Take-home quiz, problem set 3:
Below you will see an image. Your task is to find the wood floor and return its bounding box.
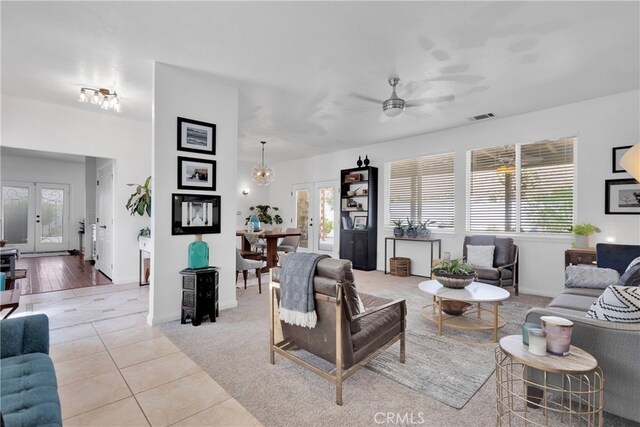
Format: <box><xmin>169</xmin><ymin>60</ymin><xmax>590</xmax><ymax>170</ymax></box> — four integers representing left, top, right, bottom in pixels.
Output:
<box><xmin>14</xmin><ymin>254</ymin><xmax>112</xmax><ymax>295</ymax></box>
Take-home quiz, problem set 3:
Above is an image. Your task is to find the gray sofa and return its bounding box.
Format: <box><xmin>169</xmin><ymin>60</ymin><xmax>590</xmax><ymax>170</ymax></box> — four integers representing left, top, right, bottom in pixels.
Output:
<box><xmin>525</xmin><ymin>243</ymin><xmax>640</xmax><ymax>423</ymax></box>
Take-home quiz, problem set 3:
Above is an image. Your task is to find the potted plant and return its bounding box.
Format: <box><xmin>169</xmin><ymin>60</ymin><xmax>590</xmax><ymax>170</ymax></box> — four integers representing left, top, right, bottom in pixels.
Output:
<box><xmin>138</xmin><ymin>227</ymin><xmax>151</xmax><ymax>240</ymax></box>
<box><xmin>432</xmin><ymin>259</ymin><xmax>477</xmax><ymax>289</ymax></box>
<box><xmin>405</xmin><ymin>218</ymin><xmax>418</xmax><ymax>239</ymax></box>
<box><xmin>125</xmin><ymin>176</ymin><xmax>151</xmax><ymax>217</ymax></box>
<box><xmin>246</xmin><ymin>205</ymin><xmax>283</xmax><ymax>228</ymax></box>
<box><xmin>418</xmin><ymin>219</ymin><xmax>435</xmax><ymax>239</ymax></box>
<box><xmin>392</xmin><ymin>219</ymin><xmax>404</xmax><ymax>238</ymax></box>
<box><xmin>569</xmin><ymin>223</ymin><xmax>601</xmax><ymax>248</ymax></box>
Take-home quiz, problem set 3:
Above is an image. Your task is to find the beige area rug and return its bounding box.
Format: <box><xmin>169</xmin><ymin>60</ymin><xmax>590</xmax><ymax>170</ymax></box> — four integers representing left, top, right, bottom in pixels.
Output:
<box><xmin>158</xmin><ymin>270</ymin><xmax>560</xmax><ymax>427</ymax></box>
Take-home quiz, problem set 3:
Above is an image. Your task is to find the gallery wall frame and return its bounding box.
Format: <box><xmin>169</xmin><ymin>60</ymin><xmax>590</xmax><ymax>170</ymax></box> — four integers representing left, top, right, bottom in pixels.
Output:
<box><xmin>604</xmin><ymin>178</ymin><xmax>640</xmax><ymax>215</ymax></box>
<box><xmin>171</xmin><ymin>193</ymin><xmax>221</xmax><ymax>235</ymax></box>
<box><xmin>612</xmin><ymin>145</ymin><xmax>632</xmax><ymax>173</ymax></box>
<box><xmin>177</xmin><ymin>117</ymin><xmax>216</xmax><ymax>155</ymax></box>
<box><xmin>177</xmin><ymin>156</ymin><xmax>216</xmax><ymax>191</ymax></box>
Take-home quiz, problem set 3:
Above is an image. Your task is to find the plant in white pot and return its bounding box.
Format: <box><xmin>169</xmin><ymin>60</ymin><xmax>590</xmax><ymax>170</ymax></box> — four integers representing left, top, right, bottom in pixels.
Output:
<box><xmin>569</xmin><ymin>223</ymin><xmax>601</xmax><ymax>248</ymax></box>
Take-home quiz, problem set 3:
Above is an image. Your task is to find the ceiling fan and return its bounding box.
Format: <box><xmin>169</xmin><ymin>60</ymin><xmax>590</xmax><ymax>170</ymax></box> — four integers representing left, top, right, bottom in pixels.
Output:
<box><xmin>351</xmin><ymin>77</ymin><xmax>455</xmax><ymax>118</ymax></box>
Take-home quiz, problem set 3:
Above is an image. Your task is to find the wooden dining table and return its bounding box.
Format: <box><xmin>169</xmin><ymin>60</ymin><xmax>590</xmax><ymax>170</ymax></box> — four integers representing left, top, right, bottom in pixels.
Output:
<box><xmin>236</xmin><ymin>229</ymin><xmax>302</xmax><ymax>270</ymax></box>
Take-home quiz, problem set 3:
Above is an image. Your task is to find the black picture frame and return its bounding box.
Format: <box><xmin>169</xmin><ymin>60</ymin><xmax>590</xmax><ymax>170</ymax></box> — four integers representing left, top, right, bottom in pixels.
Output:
<box><xmin>177</xmin><ymin>117</ymin><xmax>216</xmax><ymax>155</ymax></box>
<box><xmin>177</xmin><ymin>156</ymin><xmax>216</xmax><ymax>191</ymax></box>
<box><xmin>612</xmin><ymin>145</ymin><xmax>632</xmax><ymax>173</ymax></box>
<box><xmin>605</xmin><ymin>178</ymin><xmax>640</xmax><ymax>215</ymax></box>
<box><xmin>353</xmin><ymin>215</ymin><xmax>368</xmax><ymax>230</ymax></box>
<box><xmin>171</xmin><ymin>194</ymin><xmax>221</xmax><ymax>235</ymax></box>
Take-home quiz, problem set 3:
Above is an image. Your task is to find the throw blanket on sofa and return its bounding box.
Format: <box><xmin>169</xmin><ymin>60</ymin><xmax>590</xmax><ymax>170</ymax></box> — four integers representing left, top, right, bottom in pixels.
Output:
<box><xmin>279</xmin><ymin>252</ymin><xmax>329</xmax><ymax>328</ymax></box>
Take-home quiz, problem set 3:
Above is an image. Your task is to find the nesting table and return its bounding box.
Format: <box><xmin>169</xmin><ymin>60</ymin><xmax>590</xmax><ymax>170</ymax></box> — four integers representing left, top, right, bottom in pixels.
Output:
<box><xmin>418</xmin><ymin>279</ymin><xmax>510</xmax><ymax>342</ymax></box>
<box><xmin>495</xmin><ymin>335</ymin><xmax>604</xmax><ymax>426</ymax></box>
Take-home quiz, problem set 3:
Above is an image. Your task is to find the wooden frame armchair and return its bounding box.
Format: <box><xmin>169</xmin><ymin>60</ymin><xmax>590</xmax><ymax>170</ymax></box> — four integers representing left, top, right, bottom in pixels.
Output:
<box><xmin>269</xmin><ymin>258</ymin><xmax>406</xmax><ymax>405</ymax></box>
<box><xmin>463</xmin><ymin>235</ymin><xmax>519</xmax><ymax>295</ymax></box>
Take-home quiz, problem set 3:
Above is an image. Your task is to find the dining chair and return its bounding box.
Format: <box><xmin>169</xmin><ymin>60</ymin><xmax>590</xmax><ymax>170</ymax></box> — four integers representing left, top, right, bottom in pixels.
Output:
<box><xmin>235</xmin><ymin>249</ymin><xmax>265</xmax><ymax>293</ymax></box>
<box><xmin>277</xmin><ymin>228</ymin><xmax>301</xmax><ymax>253</ymax></box>
<box><xmin>255</xmin><ymin>226</ymin><xmax>282</xmax><ymax>254</ymax></box>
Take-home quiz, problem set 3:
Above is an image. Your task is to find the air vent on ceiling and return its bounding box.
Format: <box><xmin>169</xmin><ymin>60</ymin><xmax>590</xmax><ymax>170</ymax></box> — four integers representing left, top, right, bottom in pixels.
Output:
<box><xmin>469</xmin><ymin>112</ymin><xmax>495</xmax><ymax>121</ymax></box>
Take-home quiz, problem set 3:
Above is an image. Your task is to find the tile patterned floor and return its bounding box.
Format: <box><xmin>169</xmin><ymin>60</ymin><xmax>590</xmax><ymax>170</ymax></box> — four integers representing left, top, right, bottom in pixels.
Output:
<box><xmin>5</xmin><ymin>284</ymin><xmax>262</xmax><ymax>426</ymax></box>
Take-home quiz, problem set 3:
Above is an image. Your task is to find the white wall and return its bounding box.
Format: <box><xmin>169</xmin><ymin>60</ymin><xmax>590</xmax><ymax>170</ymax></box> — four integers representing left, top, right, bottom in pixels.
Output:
<box><xmin>150</xmin><ymin>63</ymin><xmax>238</xmax><ymax>325</ymax></box>
<box><xmin>84</xmin><ymin>157</ymin><xmax>97</xmax><ymax>260</ymax></box>
<box><xmin>1</xmin><ymin>95</ymin><xmax>151</xmax><ymax>284</ymax></box>
<box><xmin>0</xmin><ymin>153</ymin><xmax>85</xmax><ymax>251</ymax></box>
<box><xmin>267</xmin><ymin>90</ymin><xmax>640</xmax><ymax>297</ymax></box>
<box><xmin>235</xmin><ymin>160</ymin><xmax>271</xmax><ymax>231</ymax></box>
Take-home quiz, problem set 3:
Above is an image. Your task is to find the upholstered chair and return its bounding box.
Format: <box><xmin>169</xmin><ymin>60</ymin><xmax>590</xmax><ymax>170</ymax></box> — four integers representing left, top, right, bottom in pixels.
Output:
<box><xmin>269</xmin><ymin>257</ymin><xmax>406</xmax><ymax>405</ymax></box>
<box><xmin>276</xmin><ymin>228</ymin><xmax>301</xmax><ymax>253</ymax></box>
<box><xmin>463</xmin><ymin>235</ymin><xmax>519</xmax><ymax>295</ymax></box>
<box><xmin>235</xmin><ymin>249</ymin><xmax>264</xmax><ymax>293</ymax></box>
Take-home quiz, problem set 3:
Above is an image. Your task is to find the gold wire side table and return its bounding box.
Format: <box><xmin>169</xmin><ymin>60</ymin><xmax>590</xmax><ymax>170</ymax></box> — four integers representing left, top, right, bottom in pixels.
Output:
<box><xmin>495</xmin><ymin>335</ymin><xmax>604</xmax><ymax>427</ymax></box>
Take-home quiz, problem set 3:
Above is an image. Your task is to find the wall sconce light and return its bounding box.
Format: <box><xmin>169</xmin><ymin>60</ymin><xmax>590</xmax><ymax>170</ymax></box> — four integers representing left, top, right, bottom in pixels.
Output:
<box><xmin>242</xmin><ymin>188</ymin><xmax>250</xmax><ymax>196</ymax></box>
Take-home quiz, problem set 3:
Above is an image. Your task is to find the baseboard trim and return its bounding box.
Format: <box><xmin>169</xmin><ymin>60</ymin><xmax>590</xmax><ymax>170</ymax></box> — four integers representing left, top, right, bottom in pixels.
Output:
<box><xmin>147</xmin><ymin>311</ymin><xmax>181</xmax><ymax>326</ymax></box>
<box><xmin>219</xmin><ymin>299</ymin><xmax>238</xmax><ymax>310</ymax></box>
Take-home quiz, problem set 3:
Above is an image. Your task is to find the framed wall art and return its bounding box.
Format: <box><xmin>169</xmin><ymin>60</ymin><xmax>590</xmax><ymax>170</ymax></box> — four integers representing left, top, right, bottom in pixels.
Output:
<box><xmin>612</xmin><ymin>145</ymin><xmax>632</xmax><ymax>173</ymax></box>
<box><xmin>171</xmin><ymin>194</ymin><xmax>221</xmax><ymax>235</ymax></box>
<box><xmin>177</xmin><ymin>156</ymin><xmax>216</xmax><ymax>191</ymax></box>
<box><xmin>353</xmin><ymin>215</ymin><xmax>368</xmax><ymax>230</ymax></box>
<box><xmin>177</xmin><ymin>117</ymin><xmax>216</xmax><ymax>155</ymax></box>
<box><xmin>605</xmin><ymin>178</ymin><xmax>640</xmax><ymax>215</ymax></box>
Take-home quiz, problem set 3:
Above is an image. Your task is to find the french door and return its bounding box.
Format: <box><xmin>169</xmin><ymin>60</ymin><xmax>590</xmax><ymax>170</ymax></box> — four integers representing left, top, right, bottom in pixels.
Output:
<box><xmin>96</xmin><ymin>163</ymin><xmax>114</xmax><ymax>279</ymax></box>
<box><xmin>1</xmin><ymin>181</ymin><xmax>70</xmax><ymax>252</ymax></box>
<box><xmin>292</xmin><ymin>180</ymin><xmax>339</xmax><ymax>257</ymax></box>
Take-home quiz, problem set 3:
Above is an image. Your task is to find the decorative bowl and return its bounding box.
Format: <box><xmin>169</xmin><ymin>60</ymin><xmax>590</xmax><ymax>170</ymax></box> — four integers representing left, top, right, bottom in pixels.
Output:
<box><xmin>433</xmin><ymin>272</ymin><xmax>475</xmax><ymax>289</ymax></box>
<box><xmin>439</xmin><ymin>300</ymin><xmax>472</xmax><ymax>316</ymax></box>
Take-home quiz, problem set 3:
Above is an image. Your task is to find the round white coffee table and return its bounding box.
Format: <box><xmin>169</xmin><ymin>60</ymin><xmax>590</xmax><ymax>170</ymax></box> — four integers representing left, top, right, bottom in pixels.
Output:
<box><xmin>418</xmin><ymin>280</ymin><xmax>510</xmax><ymax>342</ymax></box>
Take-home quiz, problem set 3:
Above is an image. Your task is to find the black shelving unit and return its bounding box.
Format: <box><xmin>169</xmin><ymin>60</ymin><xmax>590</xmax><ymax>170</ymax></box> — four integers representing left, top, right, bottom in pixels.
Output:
<box><xmin>339</xmin><ymin>166</ymin><xmax>378</xmax><ymax>270</ymax></box>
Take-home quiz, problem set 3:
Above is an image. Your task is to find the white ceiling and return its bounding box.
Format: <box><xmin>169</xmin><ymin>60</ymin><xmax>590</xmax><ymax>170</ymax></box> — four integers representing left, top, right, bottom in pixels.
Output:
<box><xmin>2</xmin><ymin>2</ymin><xmax>638</xmax><ymax>163</ymax></box>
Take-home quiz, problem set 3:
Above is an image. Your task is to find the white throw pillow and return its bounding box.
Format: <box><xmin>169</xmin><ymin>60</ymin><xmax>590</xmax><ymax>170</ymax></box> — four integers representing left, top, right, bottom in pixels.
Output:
<box><xmin>626</xmin><ymin>256</ymin><xmax>640</xmax><ymax>272</ymax></box>
<box><xmin>586</xmin><ymin>285</ymin><xmax>640</xmax><ymax>323</ymax></box>
<box><xmin>467</xmin><ymin>245</ymin><xmax>495</xmax><ymax>268</ymax></box>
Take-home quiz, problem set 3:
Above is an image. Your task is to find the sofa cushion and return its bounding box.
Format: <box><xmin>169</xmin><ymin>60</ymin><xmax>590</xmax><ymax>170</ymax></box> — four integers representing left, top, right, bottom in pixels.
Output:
<box><xmin>561</xmin><ymin>287</ymin><xmax>604</xmax><ymax>298</ymax></box>
<box><xmin>565</xmin><ymin>265</ymin><xmax>620</xmax><ymax>289</ymax></box>
<box><xmin>466</xmin><ymin>245</ymin><xmax>494</xmax><ymax>268</ymax></box>
<box><xmin>0</xmin><ymin>353</ymin><xmax>62</xmax><ymax>427</ymax></box>
<box><xmin>548</xmin><ymin>293</ymin><xmax>598</xmax><ymax>312</ymax></box>
<box><xmin>586</xmin><ymin>285</ymin><xmax>640</xmax><ymax>323</ymax></box>
<box><xmin>618</xmin><ymin>263</ymin><xmax>640</xmax><ymax>287</ymax></box>
<box><xmin>596</xmin><ymin>243</ymin><xmax>640</xmax><ymax>275</ymax></box>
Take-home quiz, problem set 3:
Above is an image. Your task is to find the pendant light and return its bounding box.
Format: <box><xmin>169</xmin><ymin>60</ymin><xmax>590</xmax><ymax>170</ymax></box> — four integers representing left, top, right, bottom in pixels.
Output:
<box><xmin>251</xmin><ymin>141</ymin><xmax>274</xmax><ymax>185</ymax></box>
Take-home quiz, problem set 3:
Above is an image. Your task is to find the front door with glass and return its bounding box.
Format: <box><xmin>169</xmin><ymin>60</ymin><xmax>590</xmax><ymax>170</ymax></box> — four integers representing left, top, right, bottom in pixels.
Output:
<box><xmin>292</xmin><ymin>181</ymin><xmax>338</xmax><ymax>257</ymax></box>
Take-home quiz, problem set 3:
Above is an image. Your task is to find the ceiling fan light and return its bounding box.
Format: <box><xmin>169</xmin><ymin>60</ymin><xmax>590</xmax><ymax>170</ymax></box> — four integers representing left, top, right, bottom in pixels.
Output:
<box><xmin>79</xmin><ymin>88</ymin><xmax>87</xmax><ymax>102</ymax></box>
<box><xmin>383</xmin><ymin>97</ymin><xmax>405</xmax><ymax>117</ymax></box>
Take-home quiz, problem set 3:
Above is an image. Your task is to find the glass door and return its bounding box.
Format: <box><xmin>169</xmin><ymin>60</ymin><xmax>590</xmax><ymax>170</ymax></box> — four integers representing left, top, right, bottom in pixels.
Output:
<box><xmin>34</xmin><ymin>183</ymin><xmax>70</xmax><ymax>252</ymax></box>
<box><xmin>292</xmin><ymin>181</ymin><xmax>339</xmax><ymax>256</ymax></box>
<box><xmin>1</xmin><ymin>182</ymin><xmax>34</xmax><ymax>252</ymax></box>
<box><xmin>1</xmin><ymin>181</ymin><xmax>70</xmax><ymax>253</ymax></box>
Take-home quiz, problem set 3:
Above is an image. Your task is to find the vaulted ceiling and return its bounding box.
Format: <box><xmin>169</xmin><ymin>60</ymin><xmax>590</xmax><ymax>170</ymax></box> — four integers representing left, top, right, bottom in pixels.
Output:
<box><xmin>2</xmin><ymin>2</ymin><xmax>638</xmax><ymax>163</ymax></box>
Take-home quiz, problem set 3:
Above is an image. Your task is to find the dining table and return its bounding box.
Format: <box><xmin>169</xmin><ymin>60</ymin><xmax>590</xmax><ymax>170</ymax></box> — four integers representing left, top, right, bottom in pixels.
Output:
<box><xmin>236</xmin><ymin>229</ymin><xmax>302</xmax><ymax>271</ymax></box>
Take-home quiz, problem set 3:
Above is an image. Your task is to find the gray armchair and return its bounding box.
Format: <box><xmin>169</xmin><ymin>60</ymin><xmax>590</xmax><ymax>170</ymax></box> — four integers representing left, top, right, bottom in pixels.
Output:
<box><xmin>463</xmin><ymin>235</ymin><xmax>519</xmax><ymax>295</ymax></box>
<box><xmin>235</xmin><ymin>249</ymin><xmax>264</xmax><ymax>293</ymax></box>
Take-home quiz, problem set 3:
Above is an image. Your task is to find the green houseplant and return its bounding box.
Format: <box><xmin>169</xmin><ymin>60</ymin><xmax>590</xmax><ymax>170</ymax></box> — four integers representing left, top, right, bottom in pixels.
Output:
<box><xmin>418</xmin><ymin>219</ymin><xmax>435</xmax><ymax>238</ymax></box>
<box><xmin>392</xmin><ymin>219</ymin><xmax>404</xmax><ymax>238</ymax></box>
<box><xmin>405</xmin><ymin>218</ymin><xmax>418</xmax><ymax>239</ymax></box>
<box><xmin>569</xmin><ymin>223</ymin><xmax>601</xmax><ymax>248</ymax></box>
<box><xmin>126</xmin><ymin>176</ymin><xmax>151</xmax><ymax>217</ymax></box>
<box><xmin>246</xmin><ymin>205</ymin><xmax>283</xmax><ymax>226</ymax></box>
<box><xmin>432</xmin><ymin>259</ymin><xmax>477</xmax><ymax>289</ymax></box>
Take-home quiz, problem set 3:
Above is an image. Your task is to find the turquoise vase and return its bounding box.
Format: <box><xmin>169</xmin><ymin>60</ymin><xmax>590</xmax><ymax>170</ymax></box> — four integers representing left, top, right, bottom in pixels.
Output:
<box><xmin>188</xmin><ymin>236</ymin><xmax>209</xmax><ymax>269</ymax></box>
<box><xmin>248</xmin><ymin>214</ymin><xmax>261</xmax><ymax>231</ymax></box>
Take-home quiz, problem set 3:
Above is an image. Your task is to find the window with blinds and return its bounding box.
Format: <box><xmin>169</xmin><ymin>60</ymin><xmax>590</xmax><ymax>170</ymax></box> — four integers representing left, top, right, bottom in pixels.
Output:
<box><xmin>386</xmin><ymin>152</ymin><xmax>455</xmax><ymax>230</ymax></box>
<box><xmin>468</xmin><ymin>137</ymin><xmax>575</xmax><ymax>234</ymax></box>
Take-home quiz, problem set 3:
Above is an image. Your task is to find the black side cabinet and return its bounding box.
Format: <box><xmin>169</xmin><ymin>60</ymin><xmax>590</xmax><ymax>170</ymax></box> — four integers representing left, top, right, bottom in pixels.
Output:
<box><xmin>339</xmin><ymin>166</ymin><xmax>378</xmax><ymax>271</ymax></box>
<box><xmin>180</xmin><ymin>267</ymin><xmax>219</xmax><ymax>326</ymax></box>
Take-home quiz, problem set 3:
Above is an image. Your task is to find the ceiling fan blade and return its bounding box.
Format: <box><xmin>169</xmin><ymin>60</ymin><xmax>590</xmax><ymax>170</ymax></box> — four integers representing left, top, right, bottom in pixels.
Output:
<box><xmin>406</xmin><ymin>94</ymin><xmax>455</xmax><ymax>107</ymax></box>
<box><xmin>349</xmin><ymin>93</ymin><xmax>383</xmax><ymax>104</ymax></box>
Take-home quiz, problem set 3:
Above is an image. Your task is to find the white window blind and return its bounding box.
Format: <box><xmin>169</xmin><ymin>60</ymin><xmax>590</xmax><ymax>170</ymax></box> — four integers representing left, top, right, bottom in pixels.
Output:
<box><xmin>386</xmin><ymin>152</ymin><xmax>455</xmax><ymax>229</ymax></box>
<box><xmin>468</xmin><ymin>137</ymin><xmax>575</xmax><ymax>233</ymax></box>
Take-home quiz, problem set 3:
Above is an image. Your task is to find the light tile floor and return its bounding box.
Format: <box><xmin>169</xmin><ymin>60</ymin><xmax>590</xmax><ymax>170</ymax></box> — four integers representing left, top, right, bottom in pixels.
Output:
<box><xmin>5</xmin><ymin>284</ymin><xmax>262</xmax><ymax>427</ymax></box>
